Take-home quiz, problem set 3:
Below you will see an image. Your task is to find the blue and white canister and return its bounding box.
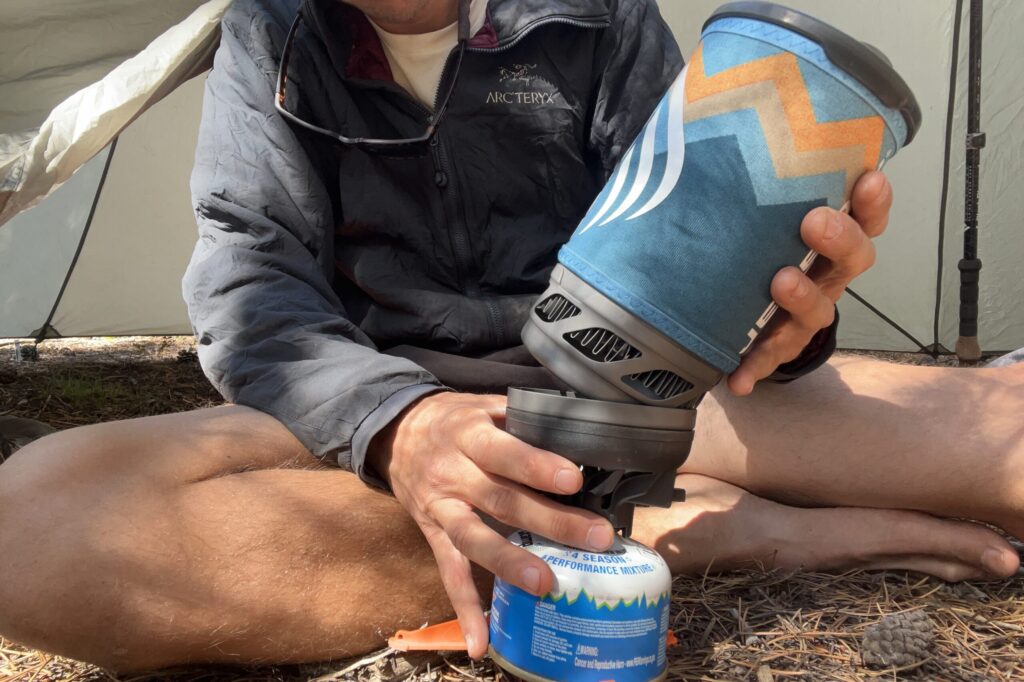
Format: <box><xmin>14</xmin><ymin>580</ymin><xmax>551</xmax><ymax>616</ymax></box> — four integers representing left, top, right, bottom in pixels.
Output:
<box><xmin>489</xmin><ymin>531</ymin><xmax>673</xmax><ymax>682</ymax></box>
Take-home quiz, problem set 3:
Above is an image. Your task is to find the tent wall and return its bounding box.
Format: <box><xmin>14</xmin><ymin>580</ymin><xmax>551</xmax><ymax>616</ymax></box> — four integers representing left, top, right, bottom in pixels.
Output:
<box><xmin>1</xmin><ymin>0</ymin><xmax>1021</xmax><ymax>353</ymax></box>
<box><xmin>659</xmin><ymin>0</ymin><xmax>1024</xmax><ymax>353</ymax></box>
<box><xmin>46</xmin><ymin>76</ymin><xmax>206</xmax><ymax>337</ymax></box>
<box><xmin>0</xmin><ymin>1</ymin><xmax>210</xmax><ymax>137</ymax></box>
<box><xmin>937</xmin><ymin>0</ymin><xmax>1024</xmax><ymax>352</ymax></box>
<box><xmin>0</xmin><ymin>0</ymin><xmax>228</xmax><ymax>226</ymax></box>
<box><xmin>0</xmin><ymin>75</ymin><xmax>205</xmax><ymax>338</ymax></box>
<box><xmin>0</xmin><ymin>149</ymin><xmax>112</xmax><ymax>337</ymax></box>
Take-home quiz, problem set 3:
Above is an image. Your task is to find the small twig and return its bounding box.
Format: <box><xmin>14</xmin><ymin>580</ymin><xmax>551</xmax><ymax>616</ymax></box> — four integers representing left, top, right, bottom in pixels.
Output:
<box><xmin>6</xmin><ymin>654</ymin><xmax>51</xmax><ymax>682</ymax></box>
<box><xmin>309</xmin><ymin>648</ymin><xmax>394</xmax><ymax>682</ymax></box>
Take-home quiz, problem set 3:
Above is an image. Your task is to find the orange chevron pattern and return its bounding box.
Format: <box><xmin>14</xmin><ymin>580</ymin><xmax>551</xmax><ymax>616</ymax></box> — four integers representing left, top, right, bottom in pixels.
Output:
<box><xmin>686</xmin><ymin>44</ymin><xmax>885</xmax><ymax>171</ymax></box>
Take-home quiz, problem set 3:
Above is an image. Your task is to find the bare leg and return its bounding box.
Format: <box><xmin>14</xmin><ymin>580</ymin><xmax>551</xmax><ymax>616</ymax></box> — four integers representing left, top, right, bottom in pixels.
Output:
<box><xmin>1</xmin><ymin>369</ymin><xmax>1018</xmax><ymax>671</ymax></box>
<box><xmin>0</xmin><ymin>407</ymin><xmax>471</xmax><ymax>670</ymax></box>
<box><xmin>634</xmin><ymin>474</ymin><xmax>1019</xmax><ymax>581</ymax></box>
<box><xmin>682</xmin><ymin>356</ymin><xmax>1024</xmax><ymax>535</ymax></box>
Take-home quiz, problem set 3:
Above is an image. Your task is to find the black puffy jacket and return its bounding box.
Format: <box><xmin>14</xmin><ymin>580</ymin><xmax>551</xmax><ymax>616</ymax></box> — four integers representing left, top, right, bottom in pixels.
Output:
<box><xmin>184</xmin><ymin>0</ymin><xmax>831</xmax><ymax>481</ymax></box>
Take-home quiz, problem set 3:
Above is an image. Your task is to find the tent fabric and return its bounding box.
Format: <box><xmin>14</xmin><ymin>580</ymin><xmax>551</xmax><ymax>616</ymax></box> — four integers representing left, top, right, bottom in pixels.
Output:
<box><xmin>0</xmin><ymin>147</ymin><xmax>112</xmax><ymax>337</ymax></box>
<box><xmin>0</xmin><ymin>0</ymin><xmax>1021</xmax><ymax>355</ymax></box>
<box><xmin>45</xmin><ymin>76</ymin><xmax>208</xmax><ymax>338</ymax></box>
<box><xmin>0</xmin><ymin>1</ymin><xmax>214</xmax><ymax>137</ymax></box>
<box><xmin>0</xmin><ymin>74</ymin><xmax>209</xmax><ymax>340</ymax></box>
<box><xmin>661</xmin><ymin>0</ymin><xmax>1024</xmax><ymax>354</ymax></box>
<box><xmin>936</xmin><ymin>2</ymin><xmax>1024</xmax><ymax>351</ymax></box>
<box><xmin>0</xmin><ymin>0</ymin><xmax>228</xmax><ymax>225</ymax></box>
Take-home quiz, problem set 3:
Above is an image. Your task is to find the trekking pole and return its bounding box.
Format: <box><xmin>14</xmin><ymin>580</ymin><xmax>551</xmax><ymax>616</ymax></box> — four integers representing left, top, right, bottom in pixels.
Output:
<box><xmin>956</xmin><ymin>0</ymin><xmax>985</xmax><ymax>361</ymax></box>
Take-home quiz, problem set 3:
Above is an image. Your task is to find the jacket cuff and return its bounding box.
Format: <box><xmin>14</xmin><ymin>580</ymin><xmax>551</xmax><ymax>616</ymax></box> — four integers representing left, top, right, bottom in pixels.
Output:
<box><xmin>350</xmin><ymin>383</ymin><xmax>449</xmax><ymax>490</ymax></box>
<box><xmin>767</xmin><ymin>308</ymin><xmax>839</xmax><ymax>383</ymax></box>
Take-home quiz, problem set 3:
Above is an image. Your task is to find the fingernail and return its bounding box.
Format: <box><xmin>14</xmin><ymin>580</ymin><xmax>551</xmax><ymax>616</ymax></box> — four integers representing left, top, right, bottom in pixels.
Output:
<box><xmin>869</xmin><ymin>173</ymin><xmax>889</xmax><ymax>197</ymax></box>
<box><xmin>587</xmin><ymin>524</ymin><xmax>614</xmax><ymax>552</ymax></box>
<box><xmin>982</xmin><ymin>548</ymin><xmax>1010</xmax><ymax>576</ymax></box>
<box><xmin>555</xmin><ymin>468</ymin><xmax>579</xmax><ymax>494</ymax></box>
<box><xmin>791</xmin><ymin>277</ymin><xmax>809</xmax><ymax>297</ymax></box>
<box><xmin>731</xmin><ymin>372</ymin><xmax>753</xmax><ymax>396</ymax></box>
<box><xmin>522</xmin><ymin>565</ymin><xmax>541</xmax><ymax>593</ymax></box>
<box><xmin>464</xmin><ymin>632</ymin><xmax>477</xmax><ymax>654</ymax></box>
<box><xmin>823</xmin><ymin>212</ymin><xmax>843</xmax><ymax>240</ymax></box>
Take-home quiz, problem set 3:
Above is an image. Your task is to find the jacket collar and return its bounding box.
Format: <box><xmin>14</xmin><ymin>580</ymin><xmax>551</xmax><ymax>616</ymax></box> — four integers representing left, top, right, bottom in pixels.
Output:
<box><xmin>300</xmin><ymin>0</ymin><xmax>611</xmax><ymax>82</ymax></box>
<box><xmin>485</xmin><ymin>0</ymin><xmax>610</xmax><ymax>47</ymax></box>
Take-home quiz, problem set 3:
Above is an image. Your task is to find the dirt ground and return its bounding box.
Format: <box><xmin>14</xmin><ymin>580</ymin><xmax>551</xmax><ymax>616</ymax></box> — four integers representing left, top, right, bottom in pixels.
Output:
<box><xmin>0</xmin><ymin>337</ymin><xmax>1021</xmax><ymax>681</ymax></box>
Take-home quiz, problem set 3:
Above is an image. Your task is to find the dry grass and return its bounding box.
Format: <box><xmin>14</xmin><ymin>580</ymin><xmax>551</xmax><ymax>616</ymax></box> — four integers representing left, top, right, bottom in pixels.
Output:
<box><xmin>0</xmin><ymin>337</ymin><xmax>220</xmax><ymax>429</ymax></box>
<box><xmin>1</xmin><ymin>338</ymin><xmax>1021</xmax><ymax>681</ymax></box>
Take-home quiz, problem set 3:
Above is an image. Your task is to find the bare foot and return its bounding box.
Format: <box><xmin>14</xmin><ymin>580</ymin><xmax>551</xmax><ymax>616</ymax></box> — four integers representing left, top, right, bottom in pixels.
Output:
<box><xmin>679</xmin><ymin>358</ymin><xmax>1024</xmax><ymax>557</ymax></box>
<box><xmin>633</xmin><ymin>474</ymin><xmax>1020</xmax><ymax>582</ymax></box>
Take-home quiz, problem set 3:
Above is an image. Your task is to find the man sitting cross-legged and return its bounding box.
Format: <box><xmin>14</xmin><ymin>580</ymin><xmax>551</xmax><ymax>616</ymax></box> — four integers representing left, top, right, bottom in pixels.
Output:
<box><xmin>1</xmin><ymin>0</ymin><xmax>1021</xmax><ymax>672</ymax></box>
<box><xmin>0</xmin><ymin>355</ymin><xmax>1021</xmax><ymax>670</ymax></box>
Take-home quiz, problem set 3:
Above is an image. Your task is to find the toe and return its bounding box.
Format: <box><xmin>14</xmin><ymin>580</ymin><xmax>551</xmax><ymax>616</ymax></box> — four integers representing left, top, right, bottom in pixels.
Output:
<box><xmin>980</xmin><ymin>545</ymin><xmax>1020</xmax><ymax>577</ymax></box>
<box><xmin>857</xmin><ymin>512</ymin><xmax>1020</xmax><ymax>581</ymax></box>
<box><xmin>917</xmin><ymin>516</ymin><xmax>1019</xmax><ymax>578</ymax></box>
<box><xmin>869</xmin><ymin>556</ymin><xmax>987</xmax><ymax>583</ymax></box>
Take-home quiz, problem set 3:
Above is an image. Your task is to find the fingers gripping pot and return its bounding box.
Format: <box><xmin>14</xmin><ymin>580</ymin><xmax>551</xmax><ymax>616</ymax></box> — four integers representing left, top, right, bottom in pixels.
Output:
<box><xmin>511</xmin><ymin>0</ymin><xmax>921</xmax><ymax>536</ymax></box>
<box><xmin>506</xmin><ymin>388</ymin><xmax>695</xmax><ymax>534</ymax></box>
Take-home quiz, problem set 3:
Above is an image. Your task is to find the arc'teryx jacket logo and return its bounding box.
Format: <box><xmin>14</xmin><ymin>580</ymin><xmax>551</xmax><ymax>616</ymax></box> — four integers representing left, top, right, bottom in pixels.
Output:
<box><xmin>578</xmin><ymin>65</ymin><xmax>689</xmax><ymax>235</ymax></box>
<box><xmin>499</xmin><ymin>63</ymin><xmax>537</xmax><ymax>83</ymax></box>
<box><xmin>487</xmin><ymin>63</ymin><xmax>559</xmax><ymax>105</ymax></box>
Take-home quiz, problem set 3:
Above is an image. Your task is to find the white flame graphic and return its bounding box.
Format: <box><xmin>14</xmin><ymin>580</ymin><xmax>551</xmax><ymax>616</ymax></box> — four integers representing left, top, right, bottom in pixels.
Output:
<box><xmin>576</xmin><ymin>65</ymin><xmax>688</xmax><ymax>236</ymax></box>
<box><xmin>578</xmin><ymin>145</ymin><xmax>635</xmax><ymax>233</ymax></box>
<box><xmin>628</xmin><ymin>65</ymin><xmax>688</xmax><ymax>221</ymax></box>
<box><xmin>598</xmin><ymin>104</ymin><xmax>661</xmax><ymax>225</ymax></box>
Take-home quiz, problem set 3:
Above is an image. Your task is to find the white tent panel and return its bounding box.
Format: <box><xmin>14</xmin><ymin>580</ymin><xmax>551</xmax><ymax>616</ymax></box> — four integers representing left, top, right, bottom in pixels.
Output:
<box><xmin>0</xmin><ymin>147</ymin><xmax>111</xmax><ymax>338</ymax></box>
<box><xmin>0</xmin><ymin>0</ymin><xmax>228</xmax><ymax>226</ymax></box>
<box><xmin>937</xmin><ymin>0</ymin><xmax>1024</xmax><ymax>352</ymax></box>
<box><xmin>0</xmin><ymin>0</ymin><xmax>1019</xmax><ymax>353</ymax></box>
<box><xmin>835</xmin><ymin>295</ymin><xmax>927</xmax><ymax>352</ymax></box>
<box><xmin>0</xmin><ymin>0</ymin><xmax>210</xmax><ymax>137</ymax></box>
<box><xmin>48</xmin><ymin>76</ymin><xmax>206</xmax><ymax>337</ymax></box>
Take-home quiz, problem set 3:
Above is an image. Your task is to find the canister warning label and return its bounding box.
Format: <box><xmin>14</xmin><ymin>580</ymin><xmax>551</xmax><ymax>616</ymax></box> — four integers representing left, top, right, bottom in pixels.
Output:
<box><xmin>490</xmin><ymin>580</ymin><xmax>669</xmax><ymax>682</ymax></box>
<box><xmin>535</xmin><ymin>600</ymin><xmax>658</xmax><ymax>639</ymax></box>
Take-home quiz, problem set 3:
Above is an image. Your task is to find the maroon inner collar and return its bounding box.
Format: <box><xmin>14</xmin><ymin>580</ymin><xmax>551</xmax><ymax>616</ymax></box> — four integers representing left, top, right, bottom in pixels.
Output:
<box><xmin>339</xmin><ymin>3</ymin><xmax>500</xmax><ymax>82</ymax></box>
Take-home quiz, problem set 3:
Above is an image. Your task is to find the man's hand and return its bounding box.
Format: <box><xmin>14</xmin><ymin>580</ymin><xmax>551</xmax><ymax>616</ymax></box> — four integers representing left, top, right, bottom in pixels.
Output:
<box><xmin>369</xmin><ymin>392</ymin><xmax>616</xmax><ymax>659</ymax></box>
<box><xmin>727</xmin><ymin>170</ymin><xmax>894</xmax><ymax>395</ymax></box>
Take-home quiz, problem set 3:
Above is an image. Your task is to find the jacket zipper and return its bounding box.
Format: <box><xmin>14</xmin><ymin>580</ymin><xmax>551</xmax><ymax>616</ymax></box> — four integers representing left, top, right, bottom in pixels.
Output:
<box><xmin>467</xmin><ymin>16</ymin><xmax>608</xmax><ymax>55</ymax></box>
<box><xmin>463</xmin><ymin>15</ymin><xmax>607</xmax><ymax>345</ymax></box>
<box><xmin>418</xmin><ymin>15</ymin><xmax>609</xmax><ymax>347</ymax></box>
<box><xmin>433</xmin><ymin>52</ymin><xmax>478</xmax><ymax>283</ymax></box>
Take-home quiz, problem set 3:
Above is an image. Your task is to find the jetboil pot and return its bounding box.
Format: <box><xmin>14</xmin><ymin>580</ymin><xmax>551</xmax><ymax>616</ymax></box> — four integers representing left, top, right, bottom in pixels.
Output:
<box><xmin>509</xmin><ymin>0</ymin><xmax>922</xmax><ymax>536</ymax></box>
<box><xmin>489</xmin><ymin>5</ymin><xmax>922</xmax><ymax>681</ymax></box>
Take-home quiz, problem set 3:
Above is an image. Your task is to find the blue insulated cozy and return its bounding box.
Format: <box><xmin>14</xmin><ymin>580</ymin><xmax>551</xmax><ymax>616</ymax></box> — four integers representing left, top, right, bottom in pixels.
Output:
<box><xmin>557</xmin><ymin>5</ymin><xmax>918</xmax><ymax>374</ymax></box>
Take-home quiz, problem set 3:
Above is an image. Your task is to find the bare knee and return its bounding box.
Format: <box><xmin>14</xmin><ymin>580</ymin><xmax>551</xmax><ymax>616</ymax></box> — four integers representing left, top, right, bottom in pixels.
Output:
<box><xmin>0</xmin><ymin>414</ymin><xmax>265</xmax><ymax>668</ymax></box>
<box><xmin>0</xmin><ymin>425</ymin><xmax>146</xmax><ymax>662</ymax></box>
<box><xmin>0</xmin><ymin>411</ymin><xmax>459</xmax><ymax>670</ymax></box>
<box><xmin>0</xmin><ymin>409</ymin><xmax>319</xmax><ymax>669</ymax></box>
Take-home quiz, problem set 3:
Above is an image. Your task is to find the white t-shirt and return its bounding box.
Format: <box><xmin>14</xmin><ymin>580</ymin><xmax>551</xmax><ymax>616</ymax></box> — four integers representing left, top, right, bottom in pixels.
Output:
<box><xmin>368</xmin><ymin>0</ymin><xmax>488</xmax><ymax>110</ymax></box>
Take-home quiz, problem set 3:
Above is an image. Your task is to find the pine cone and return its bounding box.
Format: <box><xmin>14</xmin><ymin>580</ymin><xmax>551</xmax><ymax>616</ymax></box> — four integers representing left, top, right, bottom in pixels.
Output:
<box><xmin>861</xmin><ymin>610</ymin><xmax>935</xmax><ymax>668</ymax></box>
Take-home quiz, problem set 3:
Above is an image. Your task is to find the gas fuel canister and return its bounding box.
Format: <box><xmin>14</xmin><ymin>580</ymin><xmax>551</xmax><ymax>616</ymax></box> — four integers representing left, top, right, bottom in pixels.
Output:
<box><xmin>489</xmin><ymin>531</ymin><xmax>672</xmax><ymax>682</ymax></box>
